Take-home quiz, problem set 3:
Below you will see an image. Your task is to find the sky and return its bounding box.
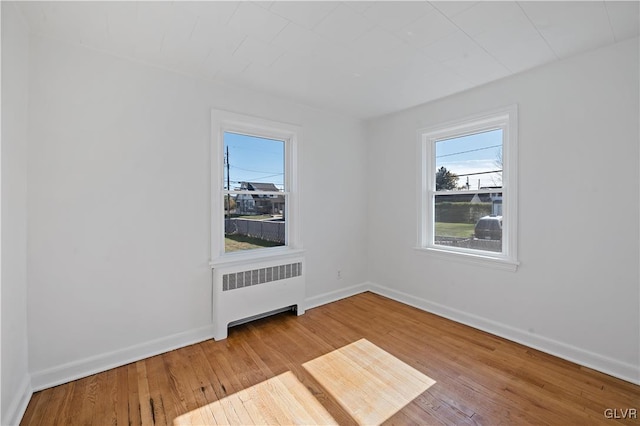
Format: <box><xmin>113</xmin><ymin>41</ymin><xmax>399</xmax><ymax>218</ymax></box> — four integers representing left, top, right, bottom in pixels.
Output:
<box><xmin>222</xmin><ymin>129</ymin><xmax>501</xmax><ymax>192</ymax></box>
<box><xmin>435</xmin><ymin>129</ymin><xmax>503</xmax><ymax>190</ymax></box>
<box><xmin>223</xmin><ymin>132</ymin><xmax>285</xmax><ymax>191</ymax></box>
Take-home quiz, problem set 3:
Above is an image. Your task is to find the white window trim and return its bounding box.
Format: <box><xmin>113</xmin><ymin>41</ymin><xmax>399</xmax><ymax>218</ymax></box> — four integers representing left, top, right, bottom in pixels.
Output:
<box><xmin>416</xmin><ymin>105</ymin><xmax>519</xmax><ymax>271</ymax></box>
<box><xmin>210</xmin><ymin>109</ymin><xmax>303</xmax><ymax>267</ymax></box>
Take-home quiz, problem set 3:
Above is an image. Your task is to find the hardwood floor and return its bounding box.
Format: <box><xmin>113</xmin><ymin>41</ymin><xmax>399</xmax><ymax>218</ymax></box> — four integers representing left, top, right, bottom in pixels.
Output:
<box><xmin>21</xmin><ymin>292</ymin><xmax>640</xmax><ymax>425</ymax></box>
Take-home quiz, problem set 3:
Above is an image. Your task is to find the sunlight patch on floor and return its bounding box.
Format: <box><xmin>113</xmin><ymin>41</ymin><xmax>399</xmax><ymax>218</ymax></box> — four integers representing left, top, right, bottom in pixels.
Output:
<box><xmin>172</xmin><ymin>371</ymin><xmax>337</xmax><ymax>426</ymax></box>
<box><xmin>303</xmin><ymin>338</ymin><xmax>436</xmax><ymax>425</ymax></box>
<box><xmin>173</xmin><ymin>339</ymin><xmax>434</xmax><ymax>425</ymax></box>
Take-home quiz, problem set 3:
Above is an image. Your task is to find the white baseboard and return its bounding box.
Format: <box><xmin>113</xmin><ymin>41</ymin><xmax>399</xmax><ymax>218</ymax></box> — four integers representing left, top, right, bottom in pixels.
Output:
<box><xmin>369</xmin><ymin>282</ymin><xmax>640</xmax><ymax>385</ymax></box>
<box><xmin>30</xmin><ymin>324</ymin><xmax>218</xmax><ymax>392</ymax></box>
<box><xmin>304</xmin><ymin>282</ymin><xmax>371</xmax><ymax>311</ymax></box>
<box><xmin>3</xmin><ymin>374</ymin><xmax>32</xmax><ymax>426</ymax></box>
<box><xmin>28</xmin><ymin>279</ymin><xmax>639</xmax><ymax>395</ymax></box>
<box><xmin>29</xmin><ymin>281</ymin><xmax>372</xmax><ymax>392</ymax></box>
<box><xmin>29</xmin><ymin>281</ymin><xmax>371</xmax><ymax>393</ymax></box>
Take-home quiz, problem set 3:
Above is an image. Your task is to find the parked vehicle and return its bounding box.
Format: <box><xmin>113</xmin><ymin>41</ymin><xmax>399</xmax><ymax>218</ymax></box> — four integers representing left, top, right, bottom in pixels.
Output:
<box><xmin>474</xmin><ymin>215</ymin><xmax>502</xmax><ymax>240</ymax></box>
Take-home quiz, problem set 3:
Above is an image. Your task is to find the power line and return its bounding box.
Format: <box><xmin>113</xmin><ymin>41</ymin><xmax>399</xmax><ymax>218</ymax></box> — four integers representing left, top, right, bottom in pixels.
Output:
<box><xmin>229</xmin><ymin>172</ymin><xmax>283</xmax><ymax>181</ymax></box>
<box><xmin>230</xmin><ymin>165</ymin><xmax>284</xmax><ymax>174</ymax></box>
<box><xmin>455</xmin><ymin>169</ymin><xmax>502</xmax><ymax>177</ymax></box>
<box><xmin>229</xmin><ymin>179</ymin><xmax>284</xmax><ymax>185</ymax></box>
<box><xmin>436</xmin><ymin>144</ymin><xmax>501</xmax><ymax>158</ymax></box>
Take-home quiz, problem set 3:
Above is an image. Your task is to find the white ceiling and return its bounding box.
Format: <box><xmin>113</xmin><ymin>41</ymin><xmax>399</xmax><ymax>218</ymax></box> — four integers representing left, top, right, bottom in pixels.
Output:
<box><xmin>15</xmin><ymin>1</ymin><xmax>640</xmax><ymax>119</ymax></box>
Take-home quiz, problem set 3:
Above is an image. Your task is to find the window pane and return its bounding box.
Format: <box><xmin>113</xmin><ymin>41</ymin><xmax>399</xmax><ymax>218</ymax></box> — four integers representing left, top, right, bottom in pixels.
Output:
<box><xmin>435</xmin><ymin>129</ymin><xmax>502</xmax><ymax>191</ymax></box>
<box><xmin>434</xmin><ymin>193</ymin><xmax>503</xmax><ymax>253</ymax></box>
<box><xmin>224</xmin><ymin>196</ymin><xmax>286</xmax><ymax>253</ymax></box>
<box><xmin>223</xmin><ymin>132</ymin><xmax>285</xmax><ymax>191</ymax></box>
<box><xmin>222</xmin><ymin>131</ymin><xmax>286</xmax><ymax>253</ymax></box>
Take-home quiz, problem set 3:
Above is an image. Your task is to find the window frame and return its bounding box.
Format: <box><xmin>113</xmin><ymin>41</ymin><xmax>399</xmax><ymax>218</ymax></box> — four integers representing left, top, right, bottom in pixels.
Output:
<box><xmin>210</xmin><ymin>110</ymin><xmax>303</xmax><ymax>267</ymax></box>
<box><xmin>416</xmin><ymin>105</ymin><xmax>519</xmax><ymax>271</ymax></box>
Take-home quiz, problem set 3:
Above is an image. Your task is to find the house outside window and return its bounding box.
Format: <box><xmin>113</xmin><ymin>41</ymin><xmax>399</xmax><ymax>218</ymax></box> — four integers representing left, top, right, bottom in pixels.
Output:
<box><xmin>235</xmin><ymin>182</ymin><xmax>285</xmax><ymax>216</ymax></box>
<box><xmin>417</xmin><ymin>105</ymin><xmax>518</xmax><ymax>271</ymax></box>
<box><xmin>211</xmin><ymin>110</ymin><xmax>302</xmax><ymax>264</ymax></box>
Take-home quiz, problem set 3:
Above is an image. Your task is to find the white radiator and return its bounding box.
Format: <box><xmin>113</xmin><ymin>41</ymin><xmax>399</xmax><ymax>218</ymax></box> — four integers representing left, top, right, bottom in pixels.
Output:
<box><xmin>211</xmin><ymin>257</ymin><xmax>305</xmax><ymax>340</ymax></box>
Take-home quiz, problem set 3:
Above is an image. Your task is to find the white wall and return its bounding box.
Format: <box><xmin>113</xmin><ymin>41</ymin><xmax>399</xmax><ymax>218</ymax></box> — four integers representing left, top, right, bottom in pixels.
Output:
<box><xmin>366</xmin><ymin>37</ymin><xmax>640</xmax><ymax>383</ymax></box>
<box><xmin>1</xmin><ymin>2</ymin><xmax>32</xmax><ymax>425</ymax></box>
<box><xmin>27</xmin><ymin>35</ymin><xmax>367</xmax><ymax>388</ymax></box>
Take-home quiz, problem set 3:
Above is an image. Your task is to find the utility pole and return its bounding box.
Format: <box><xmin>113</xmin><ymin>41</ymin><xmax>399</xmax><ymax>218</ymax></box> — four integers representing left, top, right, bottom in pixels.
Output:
<box><xmin>226</xmin><ymin>146</ymin><xmax>231</xmax><ymax>218</ymax></box>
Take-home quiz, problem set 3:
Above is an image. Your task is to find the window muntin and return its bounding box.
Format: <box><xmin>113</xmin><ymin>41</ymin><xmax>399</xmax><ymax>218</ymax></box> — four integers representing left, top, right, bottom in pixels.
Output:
<box><xmin>419</xmin><ymin>106</ymin><xmax>518</xmax><ymax>268</ymax></box>
<box><xmin>211</xmin><ymin>110</ymin><xmax>301</xmax><ymax>263</ymax></box>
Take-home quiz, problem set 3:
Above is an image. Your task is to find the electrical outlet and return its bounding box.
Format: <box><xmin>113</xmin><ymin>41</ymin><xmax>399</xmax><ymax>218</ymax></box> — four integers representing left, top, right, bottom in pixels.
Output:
<box><xmin>337</xmin><ymin>270</ymin><xmax>342</xmax><ymax>280</ymax></box>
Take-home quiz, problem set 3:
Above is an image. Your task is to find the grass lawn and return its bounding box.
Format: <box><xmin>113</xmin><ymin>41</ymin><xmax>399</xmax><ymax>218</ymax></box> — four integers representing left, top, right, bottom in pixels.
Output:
<box><xmin>225</xmin><ymin>234</ymin><xmax>284</xmax><ymax>252</ymax></box>
<box><xmin>435</xmin><ymin>222</ymin><xmax>475</xmax><ymax>238</ymax></box>
<box><xmin>229</xmin><ymin>214</ymin><xmax>274</xmax><ymax>220</ymax></box>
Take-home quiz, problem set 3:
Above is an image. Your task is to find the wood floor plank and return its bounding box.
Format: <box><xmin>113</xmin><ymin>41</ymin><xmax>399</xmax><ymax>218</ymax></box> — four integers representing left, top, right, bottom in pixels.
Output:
<box><xmin>99</xmin><ymin>367</ymin><xmax>118</xmax><ymax>426</ymax></box>
<box><xmin>19</xmin><ymin>292</ymin><xmax>640</xmax><ymax>426</ymax></box>
<box><xmin>115</xmin><ymin>366</ymin><xmax>129</xmax><ymax>426</ymax></box>
<box><xmin>33</xmin><ymin>382</ymin><xmax>69</xmax><ymax>425</ymax></box>
<box><xmin>163</xmin><ymin>349</ymin><xmax>201</xmax><ymax>422</ymax></box>
<box><xmin>304</xmin><ymin>341</ymin><xmax>430</xmax><ymax>425</ymax></box>
<box><xmin>19</xmin><ymin>391</ymin><xmax>41</xmax><ymax>426</ymax></box>
<box><xmin>78</xmin><ymin>375</ymin><xmax>100</xmax><ymax>425</ymax></box>
<box><xmin>200</xmin><ymin>387</ymin><xmax>229</xmax><ymax>425</ymax></box>
<box><xmin>135</xmin><ymin>361</ymin><xmax>155</xmax><ymax>426</ymax></box>
<box><xmin>126</xmin><ymin>363</ymin><xmax>142</xmax><ymax>426</ymax></box>
<box><xmin>243</xmin><ymin>321</ymin><xmax>357</xmax><ymax>425</ymax></box>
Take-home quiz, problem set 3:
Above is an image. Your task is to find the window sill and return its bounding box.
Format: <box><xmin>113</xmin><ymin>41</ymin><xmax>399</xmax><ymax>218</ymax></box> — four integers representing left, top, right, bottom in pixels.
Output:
<box><xmin>414</xmin><ymin>246</ymin><xmax>519</xmax><ymax>272</ymax></box>
<box><xmin>210</xmin><ymin>247</ymin><xmax>305</xmax><ymax>269</ymax></box>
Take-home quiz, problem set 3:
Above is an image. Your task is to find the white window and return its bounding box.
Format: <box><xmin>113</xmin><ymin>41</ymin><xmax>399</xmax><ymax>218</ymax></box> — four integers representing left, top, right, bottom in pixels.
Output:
<box><xmin>417</xmin><ymin>105</ymin><xmax>518</xmax><ymax>270</ymax></box>
<box><xmin>211</xmin><ymin>110</ymin><xmax>302</xmax><ymax>265</ymax></box>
